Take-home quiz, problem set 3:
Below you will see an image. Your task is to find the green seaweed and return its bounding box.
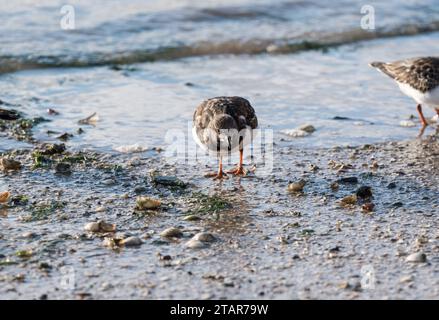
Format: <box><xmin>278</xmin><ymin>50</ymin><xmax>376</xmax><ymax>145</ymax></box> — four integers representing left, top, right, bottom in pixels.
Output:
<box><xmin>24</xmin><ymin>201</ymin><xmax>66</xmax><ymax>222</ymax></box>
<box><xmin>188</xmin><ymin>192</ymin><xmax>232</xmax><ymax>215</ymax></box>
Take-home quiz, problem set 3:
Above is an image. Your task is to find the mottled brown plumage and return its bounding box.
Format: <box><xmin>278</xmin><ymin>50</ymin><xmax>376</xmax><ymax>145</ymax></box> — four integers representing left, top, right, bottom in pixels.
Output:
<box><xmin>370</xmin><ymin>57</ymin><xmax>439</xmax><ymax>134</ymax></box>
<box><xmin>192</xmin><ymin>96</ymin><xmax>258</xmax><ymax>179</ymax></box>
<box><xmin>370</xmin><ymin>57</ymin><xmax>439</xmax><ymax>93</ymax></box>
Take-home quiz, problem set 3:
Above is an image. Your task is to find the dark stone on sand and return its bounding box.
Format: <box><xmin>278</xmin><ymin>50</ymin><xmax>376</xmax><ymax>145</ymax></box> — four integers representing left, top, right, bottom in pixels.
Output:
<box><xmin>57</xmin><ymin>133</ymin><xmax>74</xmax><ymax>141</ymax></box>
<box><xmin>387</xmin><ymin>182</ymin><xmax>397</xmax><ymax>189</ymax></box>
<box><xmin>356</xmin><ymin>186</ymin><xmax>372</xmax><ymax>199</ymax></box>
<box><xmin>55</xmin><ymin>162</ymin><xmax>72</xmax><ymax>175</ymax></box>
<box><xmin>151</xmin><ymin>175</ymin><xmax>187</xmax><ymax>189</ymax></box>
<box><xmin>39</xmin><ymin>143</ymin><xmax>66</xmax><ymax>155</ymax></box>
<box><xmin>337</xmin><ymin>177</ymin><xmax>358</xmax><ymax>184</ymax></box>
<box><xmin>392</xmin><ymin>202</ymin><xmax>403</xmax><ymax>208</ymax></box>
<box><xmin>134</xmin><ymin>186</ymin><xmax>147</xmax><ymax>194</ymax></box>
<box><xmin>0</xmin><ymin>108</ymin><xmax>21</xmax><ymax>120</ymax></box>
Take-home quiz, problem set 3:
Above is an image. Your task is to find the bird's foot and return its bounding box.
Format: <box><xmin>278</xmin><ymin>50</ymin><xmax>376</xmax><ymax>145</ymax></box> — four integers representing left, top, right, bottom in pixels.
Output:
<box><xmin>417</xmin><ymin>124</ymin><xmax>428</xmax><ymax>138</ymax></box>
<box><xmin>227</xmin><ymin>166</ymin><xmax>247</xmax><ymax>176</ymax></box>
<box><xmin>204</xmin><ymin>171</ymin><xmax>228</xmax><ymax>180</ymax></box>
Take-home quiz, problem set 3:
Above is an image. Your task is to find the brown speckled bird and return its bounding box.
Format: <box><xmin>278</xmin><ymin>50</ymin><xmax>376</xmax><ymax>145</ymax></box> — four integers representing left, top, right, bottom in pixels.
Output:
<box><xmin>370</xmin><ymin>57</ymin><xmax>439</xmax><ymax>134</ymax></box>
<box><xmin>192</xmin><ymin>96</ymin><xmax>258</xmax><ymax>179</ymax></box>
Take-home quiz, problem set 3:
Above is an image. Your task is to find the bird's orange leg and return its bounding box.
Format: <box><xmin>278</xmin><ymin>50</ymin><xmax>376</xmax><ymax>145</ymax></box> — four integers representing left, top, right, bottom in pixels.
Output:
<box><xmin>205</xmin><ymin>157</ymin><xmax>227</xmax><ymax>179</ymax></box>
<box><xmin>227</xmin><ymin>149</ymin><xmax>246</xmax><ymax>176</ymax></box>
<box><xmin>417</xmin><ymin>104</ymin><xmax>428</xmax><ymax>127</ymax></box>
<box><xmin>417</xmin><ymin>104</ymin><xmax>428</xmax><ymax>137</ymax></box>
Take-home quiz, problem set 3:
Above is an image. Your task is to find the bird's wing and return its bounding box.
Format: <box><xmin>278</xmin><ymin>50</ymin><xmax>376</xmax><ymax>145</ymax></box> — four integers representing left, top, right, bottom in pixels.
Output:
<box><xmin>371</xmin><ymin>57</ymin><xmax>439</xmax><ymax>93</ymax></box>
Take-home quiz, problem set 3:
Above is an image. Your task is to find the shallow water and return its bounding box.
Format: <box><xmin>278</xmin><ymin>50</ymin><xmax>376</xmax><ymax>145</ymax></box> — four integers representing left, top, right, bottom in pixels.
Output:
<box><xmin>1</xmin><ymin>0</ymin><xmax>439</xmax><ymax>72</ymax></box>
<box><xmin>1</xmin><ymin>32</ymin><xmax>439</xmax><ymax>152</ymax></box>
<box><xmin>1</xmin><ymin>1</ymin><xmax>439</xmax><ymax>152</ymax></box>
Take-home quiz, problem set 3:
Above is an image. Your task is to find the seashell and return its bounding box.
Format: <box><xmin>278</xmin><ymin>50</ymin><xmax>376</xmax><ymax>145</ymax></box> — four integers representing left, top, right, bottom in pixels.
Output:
<box><xmin>99</xmin><ymin>221</ymin><xmax>116</xmax><ymax>232</ymax></box>
<box><xmin>185</xmin><ymin>239</ymin><xmax>206</xmax><ymax>249</ymax></box>
<box><xmin>406</xmin><ymin>252</ymin><xmax>426</xmax><ymax>263</ymax></box>
<box><xmin>120</xmin><ymin>236</ymin><xmax>143</xmax><ymax>247</ymax></box>
<box><xmin>160</xmin><ymin>227</ymin><xmax>183</xmax><ymax>238</ymax></box>
<box><xmin>340</xmin><ymin>194</ymin><xmax>357</xmax><ymax>206</ymax></box>
<box><xmin>0</xmin><ymin>191</ymin><xmax>10</xmax><ymax>204</ymax></box>
<box><xmin>84</xmin><ymin>222</ymin><xmax>100</xmax><ymax>232</ymax></box>
<box><xmin>103</xmin><ymin>237</ymin><xmax>123</xmax><ymax>248</ymax></box>
<box><xmin>136</xmin><ymin>196</ymin><xmax>161</xmax><ymax>210</ymax></box>
<box><xmin>78</xmin><ymin>112</ymin><xmax>99</xmax><ymax>125</ymax></box>
<box><xmin>288</xmin><ymin>180</ymin><xmax>306</xmax><ymax>193</ymax></box>
<box><xmin>192</xmin><ymin>232</ymin><xmax>215</xmax><ymax>243</ymax></box>
<box><xmin>183</xmin><ymin>215</ymin><xmax>201</xmax><ymax>221</ymax></box>
<box><xmin>84</xmin><ymin>220</ymin><xmax>116</xmax><ymax>233</ymax></box>
<box><xmin>0</xmin><ymin>158</ymin><xmax>22</xmax><ymax>171</ymax></box>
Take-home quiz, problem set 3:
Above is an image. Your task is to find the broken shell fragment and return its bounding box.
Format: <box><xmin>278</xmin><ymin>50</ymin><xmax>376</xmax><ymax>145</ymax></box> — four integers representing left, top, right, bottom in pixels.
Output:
<box><xmin>78</xmin><ymin>112</ymin><xmax>99</xmax><ymax>125</ymax></box>
<box><xmin>185</xmin><ymin>239</ymin><xmax>207</xmax><ymax>249</ymax></box>
<box><xmin>0</xmin><ymin>158</ymin><xmax>22</xmax><ymax>171</ymax></box>
<box><xmin>160</xmin><ymin>227</ymin><xmax>183</xmax><ymax>238</ymax></box>
<box><xmin>0</xmin><ymin>191</ymin><xmax>10</xmax><ymax>204</ymax></box>
<box><xmin>362</xmin><ymin>203</ymin><xmax>375</xmax><ymax>212</ymax></box>
<box><xmin>340</xmin><ymin>194</ymin><xmax>358</xmax><ymax>206</ymax></box>
<box><xmin>192</xmin><ymin>232</ymin><xmax>216</xmax><ymax>243</ymax></box>
<box><xmin>136</xmin><ymin>196</ymin><xmax>161</xmax><ymax>210</ymax></box>
<box><xmin>84</xmin><ymin>220</ymin><xmax>116</xmax><ymax>233</ymax></box>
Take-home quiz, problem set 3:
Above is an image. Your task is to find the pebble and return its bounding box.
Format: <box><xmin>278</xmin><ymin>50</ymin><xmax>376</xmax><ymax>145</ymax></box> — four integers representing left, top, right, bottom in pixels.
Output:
<box><xmin>405</xmin><ymin>252</ymin><xmax>426</xmax><ymax>263</ymax></box>
<box><xmin>120</xmin><ymin>236</ymin><xmax>143</xmax><ymax>247</ymax></box>
<box><xmin>281</xmin><ymin>129</ymin><xmax>310</xmax><ymax>138</ymax></box>
<box><xmin>298</xmin><ymin>124</ymin><xmax>316</xmax><ymax>133</ymax></box>
<box><xmin>192</xmin><ymin>232</ymin><xmax>216</xmax><ymax>242</ymax></box>
<box><xmin>20</xmin><ymin>232</ymin><xmax>37</xmax><ymax>239</ymax></box>
<box><xmin>399</xmin><ymin>275</ymin><xmax>414</xmax><ymax>283</ymax></box>
<box><xmin>183</xmin><ymin>215</ymin><xmax>201</xmax><ymax>221</ymax></box>
<box><xmin>0</xmin><ymin>158</ymin><xmax>22</xmax><ymax>171</ymax></box>
<box><xmin>102</xmin><ymin>178</ymin><xmax>116</xmax><ymax>186</ymax></box>
<box><xmin>134</xmin><ymin>186</ymin><xmax>147</xmax><ymax>194</ymax></box>
<box><xmin>340</xmin><ymin>194</ymin><xmax>357</xmax><ymax>206</ymax></box>
<box><xmin>362</xmin><ymin>203</ymin><xmax>375</xmax><ymax>212</ymax></box>
<box><xmin>114</xmin><ymin>143</ymin><xmax>147</xmax><ymax>153</ymax></box>
<box><xmin>399</xmin><ymin>120</ymin><xmax>416</xmax><ymax>127</ymax></box>
<box><xmin>356</xmin><ymin>186</ymin><xmax>372</xmax><ymax>199</ymax></box>
<box><xmin>136</xmin><ymin>196</ymin><xmax>161</xmax><ymax>210</ymax></box>
<box><xmin>337</xmin><ymin>176</ymin><xmax>358</xmax><ymax>184</ymax></box>
<box><xmin>387</xmin><ymin>182</ymin><xmax>397</xmax><ymax>189</ymax></box>
<box><xmin>288</xmin><ymin>180</ymin><xmax>306</xmax><ymax>193</ymax></box>
<box><xmin>160</xmin><ymin>227</ymin><xmax>183</xmax><ymax>238</ymax></box>
<box><xmin>84</xmin><ymin>220</ymin><xmax>116</xmax><ymax>233</ymax></box>
<box><xmin>95</xmin><ymin>206</ymin><xmax>106</xmax><ymax>213</ymax></box>
<box><xmin>55</xmin><ymin>162</ymin><xmax>71</xmax><ymax>175</ymax></box>
<box><xmin>185</xmin><ymin>239</ymin><xmax>207</xmax><ymax>249</ymax></box>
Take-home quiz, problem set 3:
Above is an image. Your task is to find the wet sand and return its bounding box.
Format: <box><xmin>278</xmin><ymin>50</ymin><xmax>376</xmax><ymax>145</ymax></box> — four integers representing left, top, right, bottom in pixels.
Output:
<box><xmin>0</xmin><ymin>123</ymin><xmax>438</xmax><ymax>299</ymax></box>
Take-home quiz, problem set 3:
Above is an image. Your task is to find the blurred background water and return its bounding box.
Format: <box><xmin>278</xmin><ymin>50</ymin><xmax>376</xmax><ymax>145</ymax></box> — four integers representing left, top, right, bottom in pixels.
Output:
<box><xmin>0</xmin><ymin>0</ymin><xmax>438</xmax><ymax>152</ymax></box>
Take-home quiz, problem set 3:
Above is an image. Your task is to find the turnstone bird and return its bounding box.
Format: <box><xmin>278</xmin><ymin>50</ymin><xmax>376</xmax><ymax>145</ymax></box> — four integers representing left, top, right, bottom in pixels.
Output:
<box><xmin>370</xmin><ymin>57</ymin><xmax>439</xmax><ymax>132</ymax></box>
<box><xmin>192</xmin><ymin>96</ymin><xmax>258</xmax><ymax>179</ymax></box>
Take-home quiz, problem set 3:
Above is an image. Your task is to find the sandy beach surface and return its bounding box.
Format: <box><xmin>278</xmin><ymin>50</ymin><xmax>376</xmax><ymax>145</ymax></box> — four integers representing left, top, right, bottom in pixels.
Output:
<box><xmin>1</xmin><ymin>0</ymin><xmax>439</xmax><ymax>300</ymax></box>
<box><xmin>1</xmin><ymin>124</ymin><xmax>438</xmax><ymax>299</ymax></box>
